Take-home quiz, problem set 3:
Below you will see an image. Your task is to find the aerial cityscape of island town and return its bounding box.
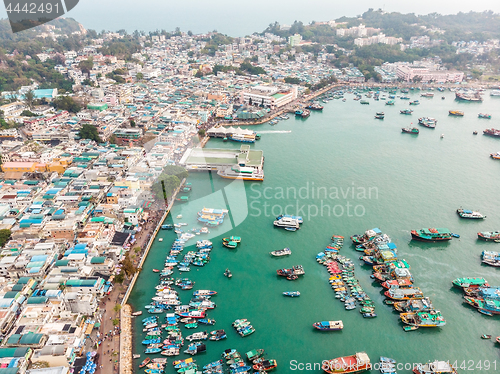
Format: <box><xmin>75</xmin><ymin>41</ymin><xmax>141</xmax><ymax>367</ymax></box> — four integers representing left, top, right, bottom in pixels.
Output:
<box><xmin>1</xmin><ymin>6</ymin><xmax>500</xmax><ymax>374</ymax></box>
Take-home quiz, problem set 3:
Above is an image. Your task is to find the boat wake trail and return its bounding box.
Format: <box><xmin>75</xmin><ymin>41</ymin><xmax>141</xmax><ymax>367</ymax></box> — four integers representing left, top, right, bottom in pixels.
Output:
<box><xmin>257</xmin><ymin>130</ymin><xmax>292</xmax><ymax>134</ymax></box>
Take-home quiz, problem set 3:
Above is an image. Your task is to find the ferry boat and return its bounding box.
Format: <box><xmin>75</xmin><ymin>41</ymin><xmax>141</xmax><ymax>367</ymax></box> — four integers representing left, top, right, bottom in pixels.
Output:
<box><xmin>273</xmin><ymin>216</ymin><xmax>300</xmax><ymax>231</ymax></box>
<box><xmin>452</xmin><ymin>277</ymin><xmax>489</xmax><ymax>288</ymax></box>
<box><xmin>412</xmin><ymin>361</ymin><xmax>458</xmax><ymax>374</ymax></box>
<box><xmin>483</xmin><ymin>128</ymin><xmax>500</xmax><ymax>137</ymax></box>
<box><xmin>384</xmin><ymin>287</ymin><xmax>424</xmax><ymax>300</ymax></box>
<box><xmin>322</xmin><ymin>352</ymin><xmax>371</xmax><ymax>374</ymax></box>
<box><xmin>456</xmin><ymin>91</ymin><xmax>482</xmax><ymax>101</ymax></box>
<box><xmin>400</xmin><ymin>310</ymin><xmax>446</xmax><ymax>327</ymax></box>
<box><xmin>482</xmin><ymin>251</ymin><xmax>500</xmax><ymax>267</ymax></box>
<box><xmin>410</xmin><ymin>228</ymin><xmax>452</xmax><ymax>241</ymax></box>
<box><xmin>400</xmin><ymin>109</ymin><xmax>413</xmax><ymax>115</ymax></box>
<box><xmin>401</xmin><ymin>127</ymin><xmax>419</xmax><ymax>134</ymax></box>
<box><xmin>228</xmin><ymin>133</ymin><xmax>256</xmax><ymax>143</ymax></box>
<box><xmin>478</xmin><ymin>113</ymin><xmax>492</xmax><ymax>119</ymax></box>
<box><xmin>313</xmin><ymin>320</ymin><xmax>343</xmax><ymax>331</ymax></box>
<box><xmin>217</xmin><ymin>165</ymin><xmax>264</xmax><ymax>181</ymax></box>
<box><xmin>418</xmin><ymin>117</ymin><xmax>437</xmax><ymax>128</ymax></box>
<box><xmin>477</xmin><ymin>231</ymin><xmax>500</xmax><ymax>241</ymax></box>
<box><xmin>456</xmin><ymin>208</ymin><xmax>485</xmax><ymax>219</ymax></box>
<box><xmin>270</xmin><ymin>247</ymin><xmax>292</xmax><ymax>256</ymax></box>
<box><xmin>449</xmin><ymin>110</ymin><xmax>464</xmax><ymax>116</ymax></box>
<box><xmin>490</xmin><ymin>152</ymin><xmax>500</xmax><ymax>159</ymax></box>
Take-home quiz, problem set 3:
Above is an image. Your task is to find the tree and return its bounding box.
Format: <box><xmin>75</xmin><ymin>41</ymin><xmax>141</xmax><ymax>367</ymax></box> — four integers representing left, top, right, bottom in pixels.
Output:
<box><xmin>52</xmin><ymin>96</ymin><xmax>82</xmax><ymax>113</ymax></box>
<box><xmin>23</xmin><ymin>89</ymin><xmax>35</xmax><ymax>110</ymax></box>
<box><xmin>78</xmin><ymin>124</ymin><xmax>102</xmax><ymax>143</ymax></box>
<box><xmin>112</xmin><ymin>318</ymin><xmax>120</xmax><ymax>326</ymax></box>
<box><xmin>198</xmin><ymin>129</ymin><xmax>206</xmax><ymax>137</ymax></box>
<box><xmin>136</xmin><ymin>72</ymin><xmax>144</xmax><ymax>80</ymax></box>
<box><xmin>113</xmin><ymin>304</ymin><xmax>122</xmax><ymax>314</ymax></box>
<box><xmin>21</xmin><ymin>110</ymin><xmax>37</xmax><ymax>117</ymax></box>
<box><xmin>114</xmin><ymin>272</ymin><xmax>125</xmax><ymax>284</ymax></box>
<box><xmin>130</xmin><ymin>119</ymin><xmax>136</xmax><ymax>127</ymax></box>
<box><xmin>78</xmin><ymin>58</ymin><xmax>94</xmax><ymax>75</ymax></box>
<box><xmin>0</xmin><ymin>229</ymin><xmax>11</xmax><ymax>247</ymax></box>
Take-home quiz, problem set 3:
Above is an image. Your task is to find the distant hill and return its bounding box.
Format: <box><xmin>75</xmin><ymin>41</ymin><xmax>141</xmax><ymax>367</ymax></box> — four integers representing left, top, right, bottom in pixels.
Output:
<box><xmin>0</xmin><ymin>17</ymin><xmax>85</xmax><ymax>43</ymax></box>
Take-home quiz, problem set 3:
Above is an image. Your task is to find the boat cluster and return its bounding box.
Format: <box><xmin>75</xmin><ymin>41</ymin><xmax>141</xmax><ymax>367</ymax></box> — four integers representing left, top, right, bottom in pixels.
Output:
<box><xmin>197</xmin><ymin>208</ymin><xmax>229</xmax><ymax>227</ymax></box>
<box><xmin>353</xmin><ymin>228</ymin><xmax>445</xmax><ymax>330</ymax></box>
<box><xmin>165</xmin><ymin>239</ymin><xmax>213</xmax><ymax>274</ymax></box>
<box><xmin>211</xmin><ymin>348</ymin><xmax>276</xmax><ymax>374</ymax></box>
<box><xmin>138</xmin><ymin>357</ymin><xmax>167</xmax><ymax>373</ymax></box>
<box><xmin>222</xmin><ymin>236</ymin><xmax>241</xmax><ymax>249</ymax></box>
<box><xmin>453</xmin><ymin>277</ymin><xmax>500</xmax><ymax>316</ymax></box>
<box><xmin>316</xmin><ymin>235</ymin><xmax>376</xmax><ymax>318</ymax></box>
<box><xmin>378</xmin><ymin>357</ymin><xmax>398</xmax><ymax>374</ymax></box>
<box><xmin>273</xmin><ymin>214</ymin><xmax>302</xmax><ymax>231</ymax></box>
<box><xmin>232</xmin><ymin>319</ymin><xmax>256</xmax><ymax>337</ymax></box>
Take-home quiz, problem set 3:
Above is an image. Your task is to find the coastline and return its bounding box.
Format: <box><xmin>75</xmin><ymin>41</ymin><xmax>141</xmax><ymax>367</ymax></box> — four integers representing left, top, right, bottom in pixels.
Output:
<box><xmin>119</xmin><ymin>179</ymin><xmax>186</xmax><ymax>374</ymax></box>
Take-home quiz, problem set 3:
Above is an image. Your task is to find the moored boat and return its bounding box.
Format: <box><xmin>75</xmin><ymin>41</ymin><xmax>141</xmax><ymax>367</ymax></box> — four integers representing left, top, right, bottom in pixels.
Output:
<box><xmin>411</xmin><ymin>228</ymin><xmax>452</xmax><ymax>241</ymax></box>
<box><xmin>457</xmin><ymin>208</ymin><xmax>485</xmax><ymax>219</ymax></box>
<box><xmin>413</xmin><ymin>361</ymin><xmax>458</xmax><ymax>374</ymax></box>
<box><xmin>452</xmin><ymin>277</ymin><xmax>489</xmax><ymax>289</ymax></box>
<box><xmin>313</xmin><ymin>320</ymin><xmax>343</xmax><ymax>331</ymax></box>
<box><xmin>401</xmin><ymin>127</ymin><xmax>419</xmax><ymax>134</ymax></box>
<box><xmin>478</xmin><ymin>231</ymin><xmax>500</xmax><ymax>241</ymax></box>
<box><xmin>270</xmin><ymin>247</ymin><xmax>292</xmax><ymax>256</ymax></box>
<box><xmin>283</xmin><ymin>291</ymin><xmax>300</xmax><ymax>297</ymax></box>
<box><xmin>400</xmin><ymin>310</ymin><xmax>446</xmax><ymax>327</ymax></box>
<box><xmin>483</xmin><ymin>128</ymin><xmax>500</xmax><ymax>137</ymax></box>
<box><xmin>490</xmin><ymin>152</ymin><xmax>500</xmax><ymax>159</ymax></box>
<box><xmin>479</xmin><ymin>113</ymin><xmax>492</xmax><ymax>119</ymax></box>
<box><xmin>322</xmin><ymin>352</ymin><xmax>371</xmax><ymax>374</ymax></box>
<box><xmin>449</xmin><ymin>110</ymin><xmax>464</xmax><ymax>116</ymax></box>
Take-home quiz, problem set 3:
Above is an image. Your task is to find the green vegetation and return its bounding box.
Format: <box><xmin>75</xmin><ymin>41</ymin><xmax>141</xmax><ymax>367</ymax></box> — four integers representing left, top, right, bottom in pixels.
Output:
<box><xmin>78</xmin><ymin>124</ymin><xmax>102</xmax><ymax>143</ymax></box>
<box><xmin>200</xmin><ymin>33</ymin><xmax>233</xmax><ymax>56</ymax></box>
<box><xmin>0</xmin><ymin>229</ymin><xmax>11</xmax><ymax>247</ymax></box>
<box><xmin>240</xmin><ymin>61</ymin><xmax>266</xmax><ymax>75</ymax></box>
<box><xmin>152</xmin><ymin>165</ymin><xmax>188</xmax><ymax>201</ymax></box>
<box><xmin>52</xmin><ymin>96</ymin><xmax>81</xmax><ymax>113</ymax></box>
<box><xmin>99</xmin><ymin>38</ymin><xmax>141</xmax><ymax>60</ymax></box>
<box><xmin>78</xmin><ymin>58</ymin><xmax>93</xmax><ymax>75</ymax></box>
<box><xmin>284</xmin><ymin>77</ymin><xmax>303</xmax><ymax>85</ymax></box>
<box><xmin>20</xmin><ymin>110</ymin><xmax>37</xmax><ymax>117</ymax></box>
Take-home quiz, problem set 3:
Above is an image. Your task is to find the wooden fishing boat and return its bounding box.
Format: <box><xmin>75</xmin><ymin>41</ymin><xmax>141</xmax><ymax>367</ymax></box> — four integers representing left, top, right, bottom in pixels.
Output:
<box><xmin>322</xmin><ymin>352</ymin><xmax>371</xmax><ymax>373</ymax></box>
<box><xmin>313</xmin><ymin>321</ymin><xmax>343</xmax><ymax>331</ymax></box>
<box><xmin>283</xmin><ymin>291</ymin><xmax>300</xmax><ymax>297</ymax></box>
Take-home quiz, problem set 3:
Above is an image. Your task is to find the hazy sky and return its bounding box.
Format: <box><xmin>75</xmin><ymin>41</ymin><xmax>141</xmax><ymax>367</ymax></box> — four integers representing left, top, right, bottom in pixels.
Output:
<box><xmin>2</xmin><ymin>0</ymin><xmax>500</xmax><ymax>36</ymax></box>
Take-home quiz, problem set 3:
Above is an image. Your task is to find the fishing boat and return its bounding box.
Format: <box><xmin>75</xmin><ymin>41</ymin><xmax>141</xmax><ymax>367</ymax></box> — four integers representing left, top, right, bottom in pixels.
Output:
<box><xmin>376</xmin><ymin>112</ymin><xmax>385</xmax><ymax>116</ymax></box>
<box><xmin>223</xmin><ymin>236</ymin><xmax>241</xmax><ymax>243</ymax></box>
<box><xmin>313</xmin><ymin>321</ymin><xmax>343</xmax><ymax>331</ymax></box>
<box><xmin>477</xmin><ymin>231</ymin><xmax>500</xmax><ymax>242</ymax></box>
<box><xmin>306</xmin><ymin>103</ymin><xmax>324</xmax><ymax>111</ymax></box>
<box><xmin>482</xmin><ymin>251</ymin><xmax>500</xmax><ymax>267</ymax></box>
<box><xmin>360</xmin><ymin>100</ymin><xmax>369</xmax><ymax>105</ymax></box>
<box><xmin>160</xmin><ymin>347</ymin><xmax>179</xmax><ymax>356</ymax></box>
<box><xmin>456</xmin><ymin>91</ymin><xmax>482</xmax><ymax>101</ymax></box>
<box><xmin>224</xmin><ymin>268</ymin><xmax>232</xmax><ymax>278</ymax></box>
<box><xmin>184</xmin><ymin>342</ymin><xmax>206</xmax><ymax>355</ymax></box>
<box><xmin>421</xmin><ymin>93</ymin><xmax>434</xmax><ymax>98</ymax></box>
<box><xmin>409</xmin><ymin>100</ymin><xmax>420</xmax><ymax>105</ymax></box>
<box><xmin>452</xmin><ymin>277</ymin><xmax>489</xmax><ymax>289</ymax></box>
<box><xmin>481</xmin><ymin>334</ymin><xmax>492</xmax><ymax>339</ymax></box>
<box><xmin>457</xmin><ymin>208</ymin><xmax>485</xmax><ymax>219</ymax></box>
<box><xmin>283</xmin><ymin>291</ymin><xmax>300</xmax><ymax>297</ymax></box>
<box><xmin>322</xmin><ymin>352</ymin><xmax>371</xmax><ymax>374</ymax></box>
<box><xmin>131</xmin><ymin>311</ymin><xmax>143</xmax><ymax>316</ymax></box>
<box><xmin>401</xmin><ymin>127</ymin><xmax>419</xmax><ymax>134</ymax></box>
<box><xmin>411</xmin><ymin>228</ymin><xmax>452</xmax><ymax>241</ymax></box>
<box><xmin>270</xmin><ymin>248</ymin><xmax>292</xmax><ymax>256</ymax></box>
<box><xmin>276</xmin><ymin>214</ymin><xmax>303</xmax><ymax>223</ymax></box>
<box><xmin>418</xmin><ymin>117</ymin><xmax>437</xmax><ymax>128</ymax></box>
<box><xmin>161</xmin><ymin>224</ymin><xmax>174</xmax><ymax>230</ymax></box>
<box><xmin>384</xmin><ymin>287</ymin><xmax>424</xmax><ymax>300</ymax></box>
<box><xmin>374</xmin><ymin>114</ymin><xmax>384</xmax><ymax>119</ymax></box>
<box><xmin>381</xmin><ymin>279</ymin><xmax>413</xmax><ymax>289</ymax></box>
<box><xmin>246</xmin><ymin>349</ymin><xmax>265</xmax><ymax>361</ymax></box>
<box><xmin>479</xmin><ymin>113</ymin><xmax>492</xmax><ymax>119</ymax></box>
<box><xmin>277</xmin><ymin>265</ymin><xmax>305</xmax><ymax>279</ymax></box>
<box><xmin>178</xmin><ymin>310</ymin><xmax>205</xmax><ymax>319</ymax></box>
<box><xmin>394</xmin><ymin>298</ymin><xmax>434</xmax><ymax>312</ymax></box>
<box><xmin>253</xmin><ymin>359</ymin><xmax>278</xmax><ymax>371</ymax></box>
<box><xmin>385</xmin><ymin>100</ymin><xmax>395</xmax><ymax>105</ymax></box>
<box><xmin>400</xmin><ymin>109</ymin><xmax>413</xmax><ymax>115</ymax></box>
<box><xmin>400</xmin><ymin>310</ymin><xmax>446</xmax><ymax>327</ymax></box>
<box><xmin>483</xmin><ymin>128</ymin><xmax>500</xmax><ymax>137</ymax></box>
<box><xmin>403</xmin><ymin>326</ymin><xmax>419</xmax><ymax>332</ymax></box>
<box><xmin>449</xmin><ymin>110</ymin><xmax>464</xmax><ymax>116</ymax></box>
<box><xmin>145</xmin><ymin>347</ymin><xmax>162</xmax><ymax>354</ymax></box>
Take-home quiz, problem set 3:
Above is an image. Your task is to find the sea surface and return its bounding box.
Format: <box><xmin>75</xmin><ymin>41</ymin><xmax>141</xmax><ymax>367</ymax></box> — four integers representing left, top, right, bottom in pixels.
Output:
<box><xmin>129</xmin><ymin>89</ymin><xmax>500</xmax><ymax>373</ymax></box>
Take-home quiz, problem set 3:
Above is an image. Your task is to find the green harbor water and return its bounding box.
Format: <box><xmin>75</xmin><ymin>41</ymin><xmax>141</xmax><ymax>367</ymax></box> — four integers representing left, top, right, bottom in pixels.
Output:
<box><xmin>129</xmin><ymin>89</ymin><xmax>500</xmax><ymax>373</ymax></box>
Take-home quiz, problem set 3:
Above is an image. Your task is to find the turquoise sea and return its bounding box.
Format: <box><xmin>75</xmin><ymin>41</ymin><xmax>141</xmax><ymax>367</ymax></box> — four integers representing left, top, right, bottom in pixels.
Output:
<box><xmin>129</xmin><ymin>89</ymin><xmax>500</xmax><ymax>373</ymax></box>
